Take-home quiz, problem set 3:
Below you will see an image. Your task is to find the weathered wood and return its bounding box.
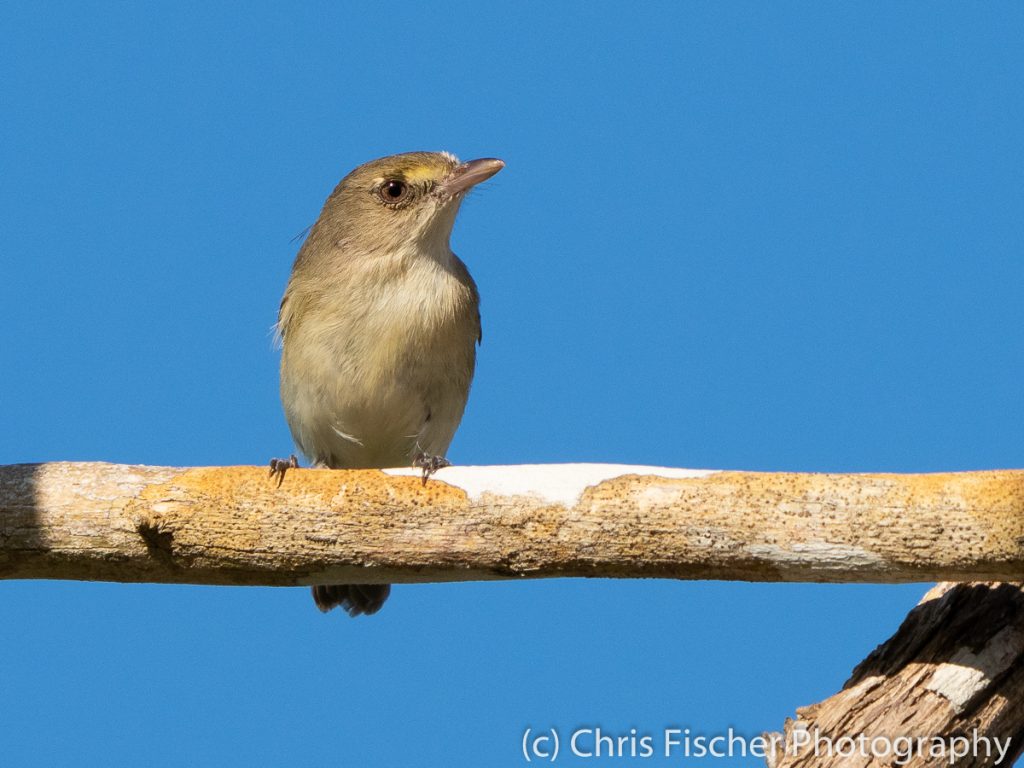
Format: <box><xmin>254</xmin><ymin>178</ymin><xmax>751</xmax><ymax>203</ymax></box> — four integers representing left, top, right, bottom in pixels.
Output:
<box><xmin>767</xmin><ymin>582</ymin><xmax>1024</xmax><ymax>767</ymax></box>
<box><xmin>1</xmin><ymin>462</ymin><xmax>1023</xmax><ymax>587</ymax></box>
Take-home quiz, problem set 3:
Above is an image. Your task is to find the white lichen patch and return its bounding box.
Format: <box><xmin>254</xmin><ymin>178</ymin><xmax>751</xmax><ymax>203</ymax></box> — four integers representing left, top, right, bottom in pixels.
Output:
<box><xmin>925</xmin><ymin>626</ymin><xmax>1024</xmax><ymax>713</ymax></box>
<box><xmin>383</xmin><ymin>463</ymin><xmax>719</xmax><ymax>507</ymax></box>
<box><xmin>745</xmin><ymin>542</ymin><xmax>886</xmax><ymax>569</ymax></box>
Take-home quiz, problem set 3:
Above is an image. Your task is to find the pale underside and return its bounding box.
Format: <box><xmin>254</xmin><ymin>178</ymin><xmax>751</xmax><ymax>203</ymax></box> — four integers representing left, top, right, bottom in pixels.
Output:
<box><xmin>279</xmin><ymin>245</ymin><xmax>479</xmax><ymax>469</ymax></box>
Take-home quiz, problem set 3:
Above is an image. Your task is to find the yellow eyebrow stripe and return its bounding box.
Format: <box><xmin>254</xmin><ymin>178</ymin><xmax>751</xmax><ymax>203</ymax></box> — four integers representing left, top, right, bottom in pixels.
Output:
<box><xmin>400</xmin><ymin>164</ymin><xmax>444</xmax><ymax>182</ymax></box>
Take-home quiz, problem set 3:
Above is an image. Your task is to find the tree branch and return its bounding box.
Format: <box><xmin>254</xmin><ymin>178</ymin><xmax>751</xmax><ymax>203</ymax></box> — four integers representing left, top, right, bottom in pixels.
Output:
<box><xmin>2</xmin><ymin>461</ymin><xmax>1023</xmax><ymax>587</ymax></box>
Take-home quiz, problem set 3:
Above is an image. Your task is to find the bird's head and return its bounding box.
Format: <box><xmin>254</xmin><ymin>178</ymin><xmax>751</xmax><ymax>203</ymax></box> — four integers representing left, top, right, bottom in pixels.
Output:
<box><xmin>319</xmin><ymin>151</ymin><xmax>504</xmax><ymax>256</ymax></box>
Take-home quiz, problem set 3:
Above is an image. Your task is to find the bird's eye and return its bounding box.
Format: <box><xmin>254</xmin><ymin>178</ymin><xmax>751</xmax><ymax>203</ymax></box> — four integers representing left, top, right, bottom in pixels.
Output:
<box><xmin>378</xmin><ymin>180</ymin><xmax>410</xmax><ymax>205</ymax></box>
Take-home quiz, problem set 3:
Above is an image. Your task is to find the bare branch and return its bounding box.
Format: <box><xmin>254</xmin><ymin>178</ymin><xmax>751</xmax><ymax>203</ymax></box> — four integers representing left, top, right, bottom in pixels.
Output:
<box><xmin>1</xmin><ymin>462</ymin><xmax>1022</xmax><ymax>587</ymax></box>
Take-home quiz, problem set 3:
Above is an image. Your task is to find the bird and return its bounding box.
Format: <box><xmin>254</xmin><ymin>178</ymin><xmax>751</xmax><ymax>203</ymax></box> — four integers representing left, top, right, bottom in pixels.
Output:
<box><xmin>272</xmin><ymin>151</ymin><xmax>504</xmax><ymax>616</ymax></box>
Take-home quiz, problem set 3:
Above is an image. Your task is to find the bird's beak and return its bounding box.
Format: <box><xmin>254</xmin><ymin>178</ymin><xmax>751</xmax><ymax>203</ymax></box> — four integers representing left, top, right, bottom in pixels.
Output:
<box><xmin>439</xmin><ymin>157</ymin><xmax>505</xmax><ymax>198</ymax></box>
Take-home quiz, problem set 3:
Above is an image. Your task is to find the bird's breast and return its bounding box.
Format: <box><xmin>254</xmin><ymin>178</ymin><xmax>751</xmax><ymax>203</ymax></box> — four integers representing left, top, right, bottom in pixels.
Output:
<box><xmin>280</xmin><ymin>252</ymin><xmax>479</xmax><ymax>468</ymax></box>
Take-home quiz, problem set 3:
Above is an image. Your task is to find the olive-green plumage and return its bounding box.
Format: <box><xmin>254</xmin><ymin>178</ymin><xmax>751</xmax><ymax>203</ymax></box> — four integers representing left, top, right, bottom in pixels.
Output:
<box><xmin>277</xmin><ymin>151</ymin><xmax>503</xmax><ymax>616</ymax></box>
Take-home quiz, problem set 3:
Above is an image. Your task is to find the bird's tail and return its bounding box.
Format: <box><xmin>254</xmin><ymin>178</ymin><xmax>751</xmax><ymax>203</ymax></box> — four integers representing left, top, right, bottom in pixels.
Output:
<box><xmin>311</xmin><ymin>584</ymin><xmax>391</xmax><ymax>616</ymax></box>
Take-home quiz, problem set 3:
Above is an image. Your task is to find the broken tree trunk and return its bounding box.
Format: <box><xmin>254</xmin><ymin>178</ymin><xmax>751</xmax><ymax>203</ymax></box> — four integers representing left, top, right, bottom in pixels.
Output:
<box><xmin>1</xmin><ymin>462</ymin><xmax>1023</xmax><ymax>586</ymax></box>
<box><xmin>767</xmin><ymin>582</ymin><xmax>1024</xmax><ymax>767</ymax></box>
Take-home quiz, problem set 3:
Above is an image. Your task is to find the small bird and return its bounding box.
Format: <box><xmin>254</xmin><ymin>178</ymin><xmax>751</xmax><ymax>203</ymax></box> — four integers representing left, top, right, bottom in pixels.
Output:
<box><xmin>273</xmin><ymin>151</ymin><xmax>504</xmax><ymax>616</ymax></box>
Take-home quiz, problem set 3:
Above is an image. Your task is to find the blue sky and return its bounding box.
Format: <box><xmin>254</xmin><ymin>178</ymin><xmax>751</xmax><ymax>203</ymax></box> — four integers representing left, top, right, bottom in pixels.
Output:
<box><xmin>2</xmin><ymin>3</ymin><xmax>1023</xmax><ymax>766</ymax></box>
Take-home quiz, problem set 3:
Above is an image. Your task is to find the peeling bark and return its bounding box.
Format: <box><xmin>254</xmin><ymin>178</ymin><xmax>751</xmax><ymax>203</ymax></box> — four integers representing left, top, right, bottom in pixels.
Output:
<box><xmin>767</xmin><ymin>582</ymin><xmax>1024</xmax><ymax>767</ymax></box>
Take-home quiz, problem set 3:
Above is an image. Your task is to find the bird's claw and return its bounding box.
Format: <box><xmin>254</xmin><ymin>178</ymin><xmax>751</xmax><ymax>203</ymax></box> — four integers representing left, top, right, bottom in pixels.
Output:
<box><xmin>412</xmin><ymin>452</ymin><xmax>450</xmax><ymax>486</ymax></box>
<box><xmin>269</xmin><ymin>454</ymin><xmax>299</xmax><ymax>487</ymax></box>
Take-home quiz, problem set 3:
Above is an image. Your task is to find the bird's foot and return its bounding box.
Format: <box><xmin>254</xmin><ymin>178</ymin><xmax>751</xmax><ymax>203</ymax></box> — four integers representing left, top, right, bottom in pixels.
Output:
<box><xmin>412</xmin><ymin>452</ymin><xmax>450</xmax><ymax>486</ymax></box>
<box><xmin>268</xmin><ymin>454</ymin><xmax>299</xmax><ymax>487</ymax></box>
